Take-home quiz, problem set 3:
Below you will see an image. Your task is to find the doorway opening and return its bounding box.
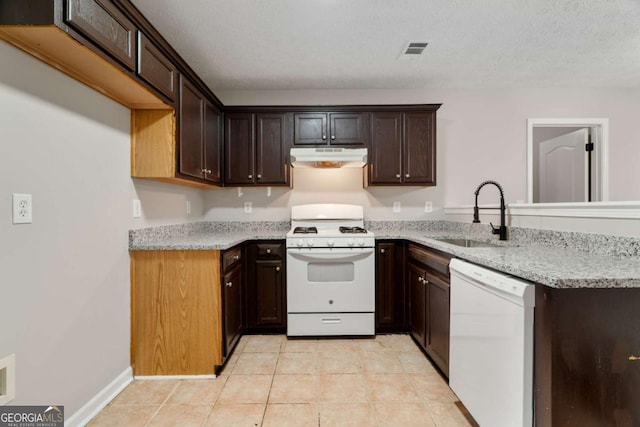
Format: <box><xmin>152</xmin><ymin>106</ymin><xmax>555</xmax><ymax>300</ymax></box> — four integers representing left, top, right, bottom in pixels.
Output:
<box><xmin>527</xmin><ymin>119</ymin><xmax>609</xmax><ymax>204</ymax></box>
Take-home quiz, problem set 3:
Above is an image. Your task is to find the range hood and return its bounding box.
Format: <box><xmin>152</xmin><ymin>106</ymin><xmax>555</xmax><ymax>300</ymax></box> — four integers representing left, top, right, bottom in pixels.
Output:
<box><xmin>290</xmin><ymin>147</ymin><xmax>368</xmax><ymax>168</ymax></box>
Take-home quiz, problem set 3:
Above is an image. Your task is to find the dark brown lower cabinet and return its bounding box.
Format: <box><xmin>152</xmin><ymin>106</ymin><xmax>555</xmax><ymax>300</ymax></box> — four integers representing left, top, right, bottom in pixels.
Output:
<box><xmin>222</xmin><ymin>246</ymin><xmax>243</xmax><ymax>358</ymax></box>
<box><xmin>535</xmin><ymin>286</ymin><xmax>640</xmax><ymax>426</ymax></box>
<box><xmin>407</xmin><ymin>243</ymin><xmax>452</xmax><ymax>376</ymax></box>
<box><xmin>245</xmin><ymin>241</ymin><xmax>286</xmax><ymax>332</ymax></box>
<box><xmin>375</xmin><ymin>241</ymin><xmax>405</xmax><ymax>332</ymax></box>
<box><xmin>425</xmin><ymin>271</ymin><xmax>450</xmax><ymax>373</ymax></box>
<box><xmin>408</xmin><ymin>261</ymin><xmax>427</xmax><ymax>345</ymax></box>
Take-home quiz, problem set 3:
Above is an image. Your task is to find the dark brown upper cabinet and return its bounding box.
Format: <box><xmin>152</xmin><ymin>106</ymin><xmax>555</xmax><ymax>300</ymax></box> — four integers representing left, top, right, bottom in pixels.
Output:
<box><xmin>66</xmin><ymin>0</ymin><xmax>137</xmax><ymax>70</ymax></box>
<box><xmin>179</xmin><ymin>76</ymin><xmax>221</xmax><ymax>183</ymax></box>
<box><xmin>294</xmin><ymin>112</ymin><xmax>367</xmax><ymax>146</ymax></box>
<box><xmin>137</xmin><ymin>32</ymin><xmax>177</xmax><ymax>101</ymax></box>
<box><xmin>368</xmin><ymin>111</ymin><xmax>436</xmax><ymax>186</ymax></box>
<box><xmin>225</xmin><ymin>113</ymin><xmax>290</xmax><ymax>186</ymax></box>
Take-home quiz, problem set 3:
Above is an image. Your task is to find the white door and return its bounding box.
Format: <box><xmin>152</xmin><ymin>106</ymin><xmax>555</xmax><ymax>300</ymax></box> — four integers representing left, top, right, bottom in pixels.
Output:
<box><xmin>537</xmin><ymin>129</ymin><xmax>589</xmax><ymax>203</ymax></box>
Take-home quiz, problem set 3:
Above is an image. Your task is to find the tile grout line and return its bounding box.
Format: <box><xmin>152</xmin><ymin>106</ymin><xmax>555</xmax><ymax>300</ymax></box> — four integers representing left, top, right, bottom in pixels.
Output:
<box><xmin>142</xmin><ymin>381</ymin><xmax>181</xmax><ymax>427</ymax></box>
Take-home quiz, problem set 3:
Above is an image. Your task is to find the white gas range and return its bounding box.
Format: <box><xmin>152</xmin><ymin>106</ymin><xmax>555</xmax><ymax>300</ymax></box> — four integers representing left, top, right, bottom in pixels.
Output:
<box><xmin>286</xmin><ymin>204</ymin><xmax>375</xmax><ymax>337</ymax></box>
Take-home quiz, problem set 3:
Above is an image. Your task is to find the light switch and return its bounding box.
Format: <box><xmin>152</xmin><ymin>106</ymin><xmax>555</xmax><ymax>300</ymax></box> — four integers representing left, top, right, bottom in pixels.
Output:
<box><xmin>132</xmin><ymin>199</ymin><xmax>142</xmax><ymax>218</ymax></box>
<box><xmin>244</xmin><ymin>202</ymin><xmax>252</xmax><ymax>213</ymax></box>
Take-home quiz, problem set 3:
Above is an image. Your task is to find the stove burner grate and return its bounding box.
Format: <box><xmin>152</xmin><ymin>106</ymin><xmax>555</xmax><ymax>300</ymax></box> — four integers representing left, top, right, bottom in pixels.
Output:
<box><xmin>293</xmin><ymin>226</ymin><xmax>318</xmax><ymax>234</ymax></box>
<box><xmin>339</xmin><ymin>226</ymin><xmax>368</xmax><ymax>234</ymax></box>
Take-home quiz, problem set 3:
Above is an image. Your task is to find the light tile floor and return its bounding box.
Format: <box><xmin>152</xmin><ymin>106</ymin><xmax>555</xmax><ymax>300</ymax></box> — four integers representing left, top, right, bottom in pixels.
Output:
<box><xmin>88</xmin><ymin>334</ymin><xmax>475</xmax><ymax>426</ymax></box>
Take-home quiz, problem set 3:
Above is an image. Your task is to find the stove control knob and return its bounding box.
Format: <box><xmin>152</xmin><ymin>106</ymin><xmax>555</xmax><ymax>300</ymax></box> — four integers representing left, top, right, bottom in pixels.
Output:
<box><xmin>306</xmin><ymin>239</ymin><xmax>315</xmax><ymax>247</ymax></box>
<box><xmin>327</xmin><ymin>240</ymin><xmax>335</xmax><ymax>247</ymax></box>
<box><xmin>297</xmin><ymin>239</ymin><xmax>304</xmax><ymax>247</ymax></box>
<box><xmin>357</xmin><ymin>239</ymin><xmax>365</xmax><ymax>246</ymax></box>
<box><xmin>347</xmin><ymin>238</ymin><xmax>355</xmax><ymax>247</ymax></box>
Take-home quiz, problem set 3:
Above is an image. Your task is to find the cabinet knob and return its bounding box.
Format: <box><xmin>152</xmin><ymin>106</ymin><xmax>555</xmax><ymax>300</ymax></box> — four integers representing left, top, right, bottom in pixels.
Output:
<box><xmin>266</xmin><ymin>248</ymin><xmax>271</xmax><ymax>254</ymax></box>
<box><xmin>257</xmin><ymin>174</ymin><xmax>262</xmax><ymax>179</ymax></box>
<box><xmin>380</xmin><ymin>248</ymin><xmax>386</xmax><ymax>254</ymax></box>
<box><xmin>226</xmin><ymin>281</ymin><xmax>233</xmax><ymax>287</ymax></box>
<box><xmin>276</xmin><ymin>266</ymin><xmax>280</xmax><ymax>272</ymax></box>
<box><xmin>405</xmin><ymin>174</ymin><xmax>410</xmax><ymax>178</ymax></box>
<box><xmin>207</xmin><ymin>169</ymin><xmax>212</xmax><ymax>174</ymax></box>
<box><xmin>202</xmin><ymin>168</ymin><xmax>207</xmax><ymax>173</ymax></box>
<box><xmin>331</xmin><ymin>135</ymin><xmax>336</xmax><ymax>140</ymax></box>
<box><xmin>322</xmin><ymin>135</ymin><xmax>327</xmax><ymax>140</ymax></box>
<box><xmin>233</xmin><ymin>255</ymin><xmax>239</xmax><ymax>261</ymax></box>
<box><xmin>248</xmin><ymin>174</ymin><xmax>253</xmax><ymax>179</ymax></box>
<box><xmin>396</xmin><ymin>174</ymin><xmax>401</xmax><ymax>179</ymax></box>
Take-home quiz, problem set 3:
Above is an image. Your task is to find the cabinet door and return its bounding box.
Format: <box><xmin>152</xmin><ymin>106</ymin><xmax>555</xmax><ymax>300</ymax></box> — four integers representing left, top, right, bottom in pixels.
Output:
<box><xmin>66</xmin><ymin>0</ymin><xmax>136</xmax><ymax>70</ymax></box>
<box><xmin>137</xmin><ymin>32</ymin><xmax>177</xmax><ymax>101</ymax></box>
<box><xmin>294</xmin><ymin>113</ymin><xmax>327</xmax><ymax>145</ymax></box>
<box><xmin>203</xmin><ymin>101</ymin><xmax>221</xmax><ymax>184</ymax></box>
<box><xmin>426</xmin><ymin>272</ymin><xmax>450</xmax><ymax>375</ymax></box>
<box><xmin>256</xmin><ymin>114</ymin><xmax>289</xmax><ymax>185</ymax></box>
<box><xmin>369</xmin><ymin>112</ymin><xmax>403</xmax><ymax>184</ymax></box>
<box><xmin>255</xmin><ymin>259</ymin><xmax>285</xmax><ymax>326</ymax></box>
<box><xmin>179</xmin><ymin>76</ymin><xmax>204</xmax><ymax>179</ymax></box>
<box><xmin>408</xmin><ymin>263</ymin><xmax>427</xmax><ymax>347</ymax></box>
<box><xmin>225</xmin><ymin>113</ymin><xmax>255</xmax><ymax>184</ymax></box>
<box><xmin>375</xmin><ymin>241</ymin><xmax>405</xmax><ymax>332</ymax></box>
<box><xmin>223</xmin><ymin>263</ymin><xmax>243</xmax><ymax>357</ymax></box>
<box><xmin>404</xmin><ymin>112</ymin><xmax>436</xmax><ymax>185</ymax></box>
<box><xmin>329</xmin><ymin>113</ymin><xmax>366</xmax><ymax>145</ymax></box>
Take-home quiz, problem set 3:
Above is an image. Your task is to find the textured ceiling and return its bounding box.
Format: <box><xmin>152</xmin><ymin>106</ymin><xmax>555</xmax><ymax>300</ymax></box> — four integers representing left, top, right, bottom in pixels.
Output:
<box><xmin>130</xmin><ymin>0</ymin><xmax>640</xmax><ymax>91</ymax></box>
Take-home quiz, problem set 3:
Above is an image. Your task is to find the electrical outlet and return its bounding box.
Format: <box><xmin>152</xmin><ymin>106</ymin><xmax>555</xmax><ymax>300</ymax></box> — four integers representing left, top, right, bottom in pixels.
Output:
<box><xmin>244</xmin><ymin>202</ymin><xmax>252</xmax><ymax>213</ymax></box>
<box><xmin>12</xmin><ymin>193</ymin><xmax>32</xmax><ymax>224</ymax></box>
<box><xmin>424</xmin><ymin>201</ymin><xmax>433</xmax><ymax>213</ymax></box>
<box><xmin>132</xmin><ymin>199</ymin><xmax>142</xmax><ymax>218</ymax></box>
<box><xmin>392</xmin><ymin>201</ymin><xmax>401</xmax><ymax>213</ymax></box>
<box><xmin>186</xmin><ymin>200</ymin><xmax>192</xmax><ymax>215</ymax></box>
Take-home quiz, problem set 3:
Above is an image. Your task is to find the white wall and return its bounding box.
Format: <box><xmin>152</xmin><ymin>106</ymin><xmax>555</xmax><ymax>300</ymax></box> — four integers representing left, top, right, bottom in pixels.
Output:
<box><xmin>0</xmin><ymin>42</ymin><xmax>203</xmax><ymax>415</ymax></box>
<box><xmin>203</xmin><ymin>168</ymin><xmax>444</xmax><ymax>221</ymax></box>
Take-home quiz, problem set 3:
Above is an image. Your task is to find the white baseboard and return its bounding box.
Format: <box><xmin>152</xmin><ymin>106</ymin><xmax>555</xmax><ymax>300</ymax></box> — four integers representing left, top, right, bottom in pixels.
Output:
<box><xmin>65</xmin><ymin>367</ymin><xmax>133</xmax><ymax>427</ymax></box>
<box><xmin>134</xmin><ymin>374</ymin><xmax>216</xmax><ymax>380</ymax></box>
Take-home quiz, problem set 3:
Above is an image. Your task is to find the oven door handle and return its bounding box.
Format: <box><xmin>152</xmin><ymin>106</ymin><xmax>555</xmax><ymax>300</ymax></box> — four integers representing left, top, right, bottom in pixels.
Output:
<box><xmin>287</xmin><ymin>247</ymin><xmax>374</xmax><ymax>261</ymax></box>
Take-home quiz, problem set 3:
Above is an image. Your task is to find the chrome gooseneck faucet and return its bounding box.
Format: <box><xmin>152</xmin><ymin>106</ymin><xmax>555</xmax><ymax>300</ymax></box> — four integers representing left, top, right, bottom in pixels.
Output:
<box><xmin>473</xmin><ymin>180</ymin><xmax>508</xmax><ymax>240</ymax></box>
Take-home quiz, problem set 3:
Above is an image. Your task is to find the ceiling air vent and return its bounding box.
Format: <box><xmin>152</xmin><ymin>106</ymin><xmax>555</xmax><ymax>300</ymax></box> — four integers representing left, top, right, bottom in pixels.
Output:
<box><xmin>399</xmin><ymin>42</ymin><xmax>429</xmax><ymax>59</ymax></box>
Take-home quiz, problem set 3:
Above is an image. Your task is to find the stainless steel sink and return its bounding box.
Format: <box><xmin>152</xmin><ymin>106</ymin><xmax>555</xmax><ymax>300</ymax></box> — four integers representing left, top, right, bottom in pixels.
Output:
<box><xmin>434</xmin><ymin>238</ymin><xmax>501</xmax><ymax>248</ymax></box>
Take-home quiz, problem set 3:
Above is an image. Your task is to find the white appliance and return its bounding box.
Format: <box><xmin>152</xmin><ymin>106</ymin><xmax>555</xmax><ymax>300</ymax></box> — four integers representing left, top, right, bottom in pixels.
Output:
<box><xmin>290</xmin><ymin>147</ymin><xmax>367</xmax><ymax>168</ymax></box>
<box><xmin>449</xmin><ymin>259</ymin><xmax>535</xmax><ymax>427</ymax></box>
<box><xmin>286</xmin><ymin>204</ymin><xmax>375</xmax><ymax>336</ymax></box>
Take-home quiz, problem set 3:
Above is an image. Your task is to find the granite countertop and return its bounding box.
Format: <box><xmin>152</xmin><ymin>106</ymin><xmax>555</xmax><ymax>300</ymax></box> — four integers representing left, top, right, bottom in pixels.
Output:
<box><xmin>129</xmin><ymin>221</ymin><xmax>640</xmax><ymax>289</ymax></box>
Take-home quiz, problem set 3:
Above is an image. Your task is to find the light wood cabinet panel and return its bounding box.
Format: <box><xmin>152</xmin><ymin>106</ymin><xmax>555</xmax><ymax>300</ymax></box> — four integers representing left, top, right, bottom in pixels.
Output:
<box><xmin>131</xmin><ymin>250</ymin><xmax>223</xmax><ymax>375</ymax></box>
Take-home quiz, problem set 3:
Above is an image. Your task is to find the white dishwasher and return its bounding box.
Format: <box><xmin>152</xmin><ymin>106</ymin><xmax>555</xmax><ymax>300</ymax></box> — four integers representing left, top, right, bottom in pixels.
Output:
<box><xmin>449</xmin><ymin>259</ymin><xmax>535</xmax><ymax>427</ymax></box>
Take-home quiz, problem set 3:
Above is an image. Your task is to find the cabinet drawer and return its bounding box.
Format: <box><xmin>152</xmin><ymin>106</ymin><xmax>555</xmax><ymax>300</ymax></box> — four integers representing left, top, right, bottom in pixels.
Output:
<box><xmin>65</xmin><ymin>0</ymin><xmax>137</xmax><ymax>70</ymax></box>
<box><xmin>256</xmin><ymin>243</ymin><xmax>283</xmax><ymax>258</ymax></box>
<box><xmin>222</xmin><ymin>246</ymin><xmax>242</xmax><ymax>272</ymax></box>
<box><xmin>137</xmin><ymin>32</ymin><xmax>177</xmax><ymax>100</ymax></box>
<box><xmin>287</xmin><ymin>313</ymin><xmax>374</xmax><ymax>336</ymax></box>
<box><xmin>408</xmin><ymin>244</ymin><xmax>451</xmax><ymax>277</ymax></box>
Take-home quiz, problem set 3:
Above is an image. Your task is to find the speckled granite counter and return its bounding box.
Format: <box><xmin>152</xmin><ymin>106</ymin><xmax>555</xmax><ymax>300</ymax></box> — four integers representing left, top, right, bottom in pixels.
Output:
<box><xmin>129</xmin><ymin>221</ymin><xmax>289</xmax><ymax>250</ymax></box>
<box><xmin>129</xmin><ymin>220</ymin><xmax>640</xmax><ymax>289</ymax></box>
